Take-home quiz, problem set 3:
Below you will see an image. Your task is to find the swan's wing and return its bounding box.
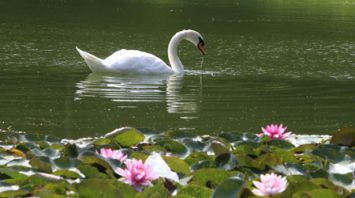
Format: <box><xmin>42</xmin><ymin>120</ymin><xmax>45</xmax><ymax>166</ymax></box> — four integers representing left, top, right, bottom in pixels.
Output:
<box><xmin>103</xmin><ymin>49</ymin><xmax>173</xmax><ymax>74</ymax></box>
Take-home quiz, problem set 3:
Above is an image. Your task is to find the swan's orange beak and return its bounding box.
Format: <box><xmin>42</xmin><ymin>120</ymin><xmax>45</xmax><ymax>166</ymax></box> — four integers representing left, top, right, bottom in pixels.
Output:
<box><xmin>197</xmin><ymin>42</ymin><xmax>205</xmax><ymax>55</ymax></box>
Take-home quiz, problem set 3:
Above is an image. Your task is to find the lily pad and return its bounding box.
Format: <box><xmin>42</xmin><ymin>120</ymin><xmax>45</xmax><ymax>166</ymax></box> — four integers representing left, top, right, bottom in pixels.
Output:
<box><xmin>293</xmin><ymin>189</ymin><xmax>342</xmax><ymax>198</ymax></box>
<box><xmin>215</xmin><ymin>153</ymin><xmax>237</xmax><ymax>171</ymax></box>
<box><xmin>135</xmin><ymin>180</ymin><xmax>170</xmax><ymax>198</ymax></box>
<box><xmin>78</xmin><ymin>151</ymin><xmax>115</xmax><ymax>178</ymax></box>
<box><xmin>330</xmin><ymin>128</ymin><xmax>355</xmax><ymax>147</ymax></box>
<box><xmin>211</xmin><ymin>176</ymin><xmax>245</xmax><ymax>198</ymax></box>
<box><xmin>162</xmin><ymin>156</ymin><xmax>191</xmax><ymax>176</ymax></box>
<box><xmin>106</xmin><ymin>127</ymin><xmax>144</xmax><ymax>147</ymax></box>
<box><xmin>76</xmin><ymin>178</ymin><xmax>135</xmax><ymax>198</ymax></box>
<box><xmin>191</xmin><ymin>168</ymin><xmax>238</xmax><ymax>188</ymax></box>
<box><xmin>177</xmin><ymin>184</ymin><xmax>212</xmax><ymax>198</ymax></box>
<box><xmin>30</xmin><ymin>156</ymin><xmax>52</xmax><ymax>173</ymax></box>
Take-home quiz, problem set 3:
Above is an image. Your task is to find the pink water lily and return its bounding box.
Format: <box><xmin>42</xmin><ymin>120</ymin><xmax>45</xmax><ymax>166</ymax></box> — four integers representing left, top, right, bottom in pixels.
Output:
<box><xmin>257</xmin><ymin>124</ymin><xmax>292</xmax><ymax>140</ymax></box>
<box><xmin>252</xmin><ymin>173</ymin><xmax>288</xmax><ymax>196</ymax></box>
<box><xmin>115</xmin><ymin>159</ymin><xmax>158</xmax><ymax>191</ymax></box>
<box><xmin>97</xmin><ymin>148</ymin><xmax>127</xmax><ymax>162</ymax></box>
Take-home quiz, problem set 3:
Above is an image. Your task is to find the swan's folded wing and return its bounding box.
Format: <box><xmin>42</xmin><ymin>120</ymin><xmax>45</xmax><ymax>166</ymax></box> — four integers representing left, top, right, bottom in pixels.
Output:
<box><xmin>103</xmin><ymin>50</ymin><xmax>173</xmax><ymax>74</ymax></box>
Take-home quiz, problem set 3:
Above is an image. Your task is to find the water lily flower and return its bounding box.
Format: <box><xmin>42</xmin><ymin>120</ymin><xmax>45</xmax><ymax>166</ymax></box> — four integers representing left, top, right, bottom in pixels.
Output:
<box><xmin>145</xmin><ymin>153</ymin><xmax>179</xmax><ymax>183</ymax></box>
<box><xmin>252</xmin><ymin>173</ymin><xmax>288</xmax><ymax>197</ymax></box>
<box><xmin>115</xmin><ymin>159</ymin><xmax>158</xmax><ymax>191</ymax></box>
<box><xmin>97</xmin><ymin>148</ymin><xmax>127</xmax><ymax>162</ymax></box>
<box><xmin>258</xmin><ymin>124</ymin><xmax>292</xmax><ymax>140</ymax></box>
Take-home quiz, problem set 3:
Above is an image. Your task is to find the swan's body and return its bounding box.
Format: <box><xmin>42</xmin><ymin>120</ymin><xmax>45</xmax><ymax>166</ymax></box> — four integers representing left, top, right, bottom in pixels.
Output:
<box><xmin>76</xmin><ymin>29</ymin><xmax>205</xmax><ymax>74</ymax></box>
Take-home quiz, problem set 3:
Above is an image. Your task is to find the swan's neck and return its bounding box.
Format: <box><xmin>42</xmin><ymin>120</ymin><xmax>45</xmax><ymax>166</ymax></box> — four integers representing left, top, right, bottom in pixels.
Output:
<box><xmin>168</xmin><ymin>32</ymin><xmax>185</xmax><ymax>74</ymax></box>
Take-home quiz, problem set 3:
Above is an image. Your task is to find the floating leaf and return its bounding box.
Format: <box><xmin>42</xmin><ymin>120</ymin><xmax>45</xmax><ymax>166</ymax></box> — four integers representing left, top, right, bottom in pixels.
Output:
<box><xmin>185</xmin><ymin>152</ymin><xmax>212</xmax><ymax>165</ymax></box>
<box><xmin>162</xmin><ymin>156</ymin><xmax>191</xmax><ymax>176</ymax></box>
<box><xmin>293</xmin><ymin>189</ymin><xmax>342</xmax><ymax>198</ymax></box>
<box><xmin>191</xmin><ymin>168</ymin><xmax>238</xmax><ymax>188</ymax></box>
<box><xmin>330</xmin><ymin>128</ymin><xmax>355</xmax><ymax>147</ymax></box>
<box><xmin>62</xmin><ymin>144</ymin><xmax>79</xmax><ymax>158</ymax></box>
<box><xmin>211</xmin><ymin>176</ymin><xmax>245</xmax><ymax>198</ymax></box>
<box><xmin>53</xmin><ymin>170</ymin><xmax>81</xmax><ymax>179</ymax></box>
<box><xmin>78</xmin><ymin>151</ymin><xmax>115</xmax><ymax>178</ymax></box>
<box><xmin>7</xmin><ymin>148</ymin><xmax>26</xmax><ymax>158</ymax></box>
<box><xmin>211</xmin><ymin>141</ymin><xmax>230</xmax><ymax>156</ymax></box>
<box><xmin>30</xmin><ymin>156</ymin><xmax>52</xmax><ymax>173</ymax></box>
<box><xmin>0</xmin><ymin>190</ymin><xmax>29</xmax><ymax>197</ymax></box>
<box><xmin>155</xmin><ymin>139</ymin><xmax>188</xmax><ymax>156</ymax></box>
<box><xmin>0</xmin><ymin>167</ymin><xmax>28</xmax><ymax>180</ymax></box>
<box><xmin>77</xmin><ymin>164</ymin><xmax>109</xmax><ymax>179</ymax></box>
<box><xmin>93</xmin><ymin>138</ymin><xmax>112</xmax><ymax>147</ymax></box>
<box><xmin>177</xmin><ymin>184</ymin><xmax>212</xmax><ymax>198</ymax></box>
<box><xmin>106</xmin><ymin>127</ymin><xmax>144</xmax><ymax>147</ymax></box>
<box><xmin>312</xmin><ymin>148</ymin><xmax>345</xmax><ymax>163</ymax></box>
<box><xmin>53</xmin><ymin>157</ymin><xmax>79</xmax><ymax>169</ymax></box>
<box><xmin>76</xmin><ymin>179</ymin><xmax>135</xmax><ymax>198</ymax></box>
<box><xmin>215</xmin><ymin>153</ymin><xmax>237</xmax><ymax>171</ymax></box>
<box><xmin>135</xmin><ymin>180</ymin><xmax>169</xmax><ymax>198</ymax></box>
<box><xmin>267</xmin><ymin>139</ymin><xmax>295</xmax><ymax>149</ymax></box>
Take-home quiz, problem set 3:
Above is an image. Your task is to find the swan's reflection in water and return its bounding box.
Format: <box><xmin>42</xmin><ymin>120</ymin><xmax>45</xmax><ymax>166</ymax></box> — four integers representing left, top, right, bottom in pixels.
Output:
<box><xmin>75</xmin><ymin>73</ymin><xmax>201</xmax><ymax>114</ymax></box>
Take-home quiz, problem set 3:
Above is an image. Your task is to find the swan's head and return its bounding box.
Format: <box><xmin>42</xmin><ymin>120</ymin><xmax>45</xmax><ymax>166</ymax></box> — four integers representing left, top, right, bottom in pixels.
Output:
<box><xmin>182</xmin><ymin>30</ymin><xmax>206</xmax><ymax>55</ymax></box>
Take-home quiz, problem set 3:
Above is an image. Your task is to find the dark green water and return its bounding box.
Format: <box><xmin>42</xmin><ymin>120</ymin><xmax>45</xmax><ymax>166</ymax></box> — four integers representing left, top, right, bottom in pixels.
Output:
<box><xmin>0</xmin><ymin>0</ymin><xmax>354</xmax><ymax>138</ymax></box>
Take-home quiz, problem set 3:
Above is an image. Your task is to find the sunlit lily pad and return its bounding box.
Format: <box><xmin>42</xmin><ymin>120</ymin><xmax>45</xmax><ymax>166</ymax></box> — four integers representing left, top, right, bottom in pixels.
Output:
<box><xmin>106</xmin><ymin>127</ymin><xmax>144</xmax><ymax>147</ymax></box>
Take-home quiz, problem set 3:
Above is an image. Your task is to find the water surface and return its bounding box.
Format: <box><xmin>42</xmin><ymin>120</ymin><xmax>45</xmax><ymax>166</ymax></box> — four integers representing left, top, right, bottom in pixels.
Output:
<box><xmin>0</xmin><ymin>0</ymin><xmax>354</xmax><ymax>138</ymax></box>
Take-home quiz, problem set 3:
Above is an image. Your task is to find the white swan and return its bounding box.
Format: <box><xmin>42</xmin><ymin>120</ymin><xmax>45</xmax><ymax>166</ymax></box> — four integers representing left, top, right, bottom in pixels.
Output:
<box><xmin>76</xmin><ymin>29</ymin><xmax>205</xmax><ymax>74</ymax></box>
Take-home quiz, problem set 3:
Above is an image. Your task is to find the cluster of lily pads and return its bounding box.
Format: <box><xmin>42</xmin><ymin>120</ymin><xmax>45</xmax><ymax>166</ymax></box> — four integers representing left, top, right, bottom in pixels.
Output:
<box><xmin>0</xmin><ymin>125</ymin><xmax>354</xmax><ymax>197</ymax></box>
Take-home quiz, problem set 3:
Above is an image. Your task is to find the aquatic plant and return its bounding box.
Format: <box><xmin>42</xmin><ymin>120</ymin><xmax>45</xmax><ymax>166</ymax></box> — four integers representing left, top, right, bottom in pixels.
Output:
<box><xmin>252</xmin><ymin>173</ymin><xmax>288</xmax><ymax>196</ymax></box>
<box><xmin>97</xmin><ymin>148</ymin><xmax>127</xmax><ymax>162</ymax></box>
<box><xmin>258</xmin><ymin>124</ymin><xmax>292</xmax><ymax>140</ymax></box>
<box><xmin>115</xmin><ymin>158</ymin><xmax>158</xmax><ymax>191</ymax></box>
<box><xmin>0</xmin><ymin>126</ymin><xmax>353</xmax><ymax>197</ymax></box>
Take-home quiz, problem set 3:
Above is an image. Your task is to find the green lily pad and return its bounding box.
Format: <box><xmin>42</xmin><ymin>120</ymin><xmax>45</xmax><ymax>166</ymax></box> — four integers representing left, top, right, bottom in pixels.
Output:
<box><xmin>129</xmin><ymin>151</ymin><xmax>149</xmax><ymax>161</ymax></box>
<box><xmin>191</xmin><ymin>168</ymin><xmax>238</xmax><ymax>188</ymax></box>
<box><xmin>53</xmin><ymin>169</ymin><xmax>82</xmax><ymax>179</ymax></box>
<box><xmin>0</xmin><ymin>190</ymin><xmax>29</xmax><ymax>197</ymax></box>
<box><xmin>267</xmin><ymin>139</ymin><xmax>295</xmax><ymax>149</ymax></box>
<box><xmin>211</xmin><ymin>176</ymin><xmax>245</xmax><ymax>198</ymax></box>
<box><xmin>155</xmin><ymin>139</ymin><xmax>188</xmax><ymax>156</ymax></box>
<box><xmin>211</xmin><ymin>141</ymin><xmax>230</xmax><ymax>156</ymax></box>
<box><xmin>162</xmin><ymin>156</ymin><xmax>191</xmax><ymax>176</ymax></box>
<box><xmin>215</xmin><ymin>153</ymin><xmax>237</xmax><ymax>171</ymax></box>
<box><xmin>106</xmin><ymin>127</ymin><xmax>144</xmax><ymax>147</ymax></box>
<box><xmin>312</xmin><ymin>148</ymin><xmax>345</xmax><ymax>163</ymax></box>
<box><xmin>93</xmin><ymin>138</ymin><xmax>112</xmax><ymax>147</ymax></box>
<box><xmin>53</xmin><ymin>157</ymin><xmax>80</xmax><ymax>169</ymax></box>
<box><xmin>77</xmin><ymin>164</ymin><xmax>109</xmax><ymax>179</ymax></box>
<box><xmin>185</xmin><ymin>152</ymin><xmax>212</xmax><ymax>165</ymax></box>
<box><xmin>234</xmin><ymin>153</ymin><xmax>265</xmax><ymax>170</ymax></box>
<box><xmin>78</xmin><ymin>151</ymin><xmax>115</xmax><ymax>178</ymax></box>
<box><xmin>76</xmin><ymin>179</ymin><xmax>136</xmax><ymax>198</ymax></box>
<box><xmin>177</xmin><ymin>184</ymin><xmax>212</xmax><ymax>198</ymax></box>
<box><xmin>0</xmin><ymin>167</ymin><xmax>28</xmax><ymax>180</ymax></box>
<box><xmin>190</xmin><ymin>160</ymin><xmax>216</xmax><ymax>171</ymax></box>
<box><xmin>30</xmin><ymin>156</ymin><xmax>52</xmax><ymax>173</ymax></box>
<box><xmin>135</xmin><ymin>180</ymin><xmax>169</xmax><ymax>198</ymax></box>
<box><xmin>62</xmin><ymin>144</ymin><xmax>79</xmax><ymax>158</ymax></box>
<box><xmin>293</xmin><ymin>189</ymin><xmax>342</xmax><ymax>198</ymax></box>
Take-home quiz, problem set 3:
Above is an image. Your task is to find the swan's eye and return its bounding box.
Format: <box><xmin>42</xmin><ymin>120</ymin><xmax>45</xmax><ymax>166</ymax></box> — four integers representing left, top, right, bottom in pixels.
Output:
<box><xmin>198</xmin><ymin>37</ymin><xmax>205</xmax><ymax>46</ymax></box>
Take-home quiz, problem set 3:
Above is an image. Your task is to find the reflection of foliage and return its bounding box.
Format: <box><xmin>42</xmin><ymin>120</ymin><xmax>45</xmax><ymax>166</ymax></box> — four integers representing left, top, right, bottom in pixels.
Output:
<box><xmin>0</xmin><ymin>127</ymin><xmax>353</xmax><ymax>197</ymax></box>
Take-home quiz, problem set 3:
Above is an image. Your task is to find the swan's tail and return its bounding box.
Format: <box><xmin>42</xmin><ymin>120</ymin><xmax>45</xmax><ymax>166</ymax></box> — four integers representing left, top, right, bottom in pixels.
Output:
<box><xmin>76</xmin><ymin>47</ymin><xmax>105</xmax><ymax>72</ymax></box>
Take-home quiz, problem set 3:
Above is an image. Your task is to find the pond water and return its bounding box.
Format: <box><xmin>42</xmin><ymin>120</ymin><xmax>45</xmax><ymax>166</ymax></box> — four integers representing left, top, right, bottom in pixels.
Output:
<box><xmin>0</xmin><ymin>0</ymin><xmax>354</xmax><ymax>138</ymax></box>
